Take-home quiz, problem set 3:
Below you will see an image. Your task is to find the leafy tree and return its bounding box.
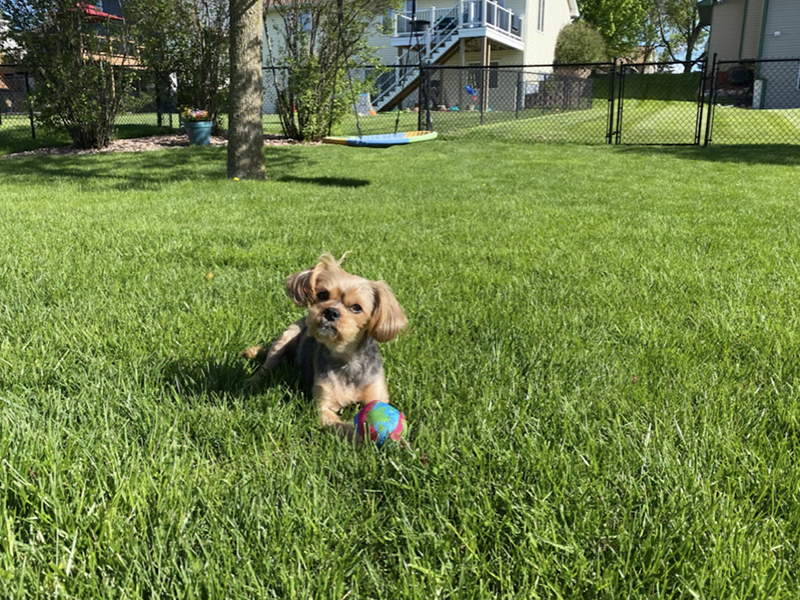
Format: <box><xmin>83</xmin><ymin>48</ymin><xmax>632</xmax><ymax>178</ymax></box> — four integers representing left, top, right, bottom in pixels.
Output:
<box><xmin>265</xmin><ymin>0</ymin><xmax>398</xmax><ymax>141</ymax></box>
<box><xmin>554</xmin><ymin>20</ymin><xmax>607</xmax><ymax>65</ymax></box>
<box><xmin>1</xmin><ymin>0</ymin><xmax>135</xmax><ymax>148</ymax></box>
<box><xmin>126</xmin><ymin>0</ymin><xmax>230</xmax><ymax>130</ymax></box>
<box><xmin>228</xmin><ymin>0</ymin><xmax>265</xmax><ymax>179</ymax></box>
<box><xmin>579</xmin><ymin>0</ymin><xmax>707</xmax><ymax>72</ymax></box>
<box><xmin>576</xmin><ymin>0</ymin><xmax>650</xmax><ymax>58</ymax></box>
<box><xmin>654</xmin><ymin>0</ymin><xmax>708</xmax><ymax>72</ymax></box>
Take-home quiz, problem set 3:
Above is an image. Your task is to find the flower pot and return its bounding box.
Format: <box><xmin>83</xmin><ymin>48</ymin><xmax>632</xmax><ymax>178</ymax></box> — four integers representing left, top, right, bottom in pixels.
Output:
<box><xmin>183</xmin><ymin>120</ymin><xmax>213</xmax><ymax>145</ymax></box>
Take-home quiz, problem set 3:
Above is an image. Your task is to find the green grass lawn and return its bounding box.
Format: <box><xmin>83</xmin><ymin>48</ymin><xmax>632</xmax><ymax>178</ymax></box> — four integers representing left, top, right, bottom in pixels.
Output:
<box><xmin>4</xmin><ymin>101</ymin><xmax>799</xmax><ymax>157</ymax></box>
<box><xmin>2</xmin><ymin>139</ymin><xmax>800</xmax><ymax>597</ymax></box>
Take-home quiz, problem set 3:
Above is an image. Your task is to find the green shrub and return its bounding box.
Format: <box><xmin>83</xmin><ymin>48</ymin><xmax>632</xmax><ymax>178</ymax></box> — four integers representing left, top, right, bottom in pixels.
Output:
<box><xmin>554</xmin><ymin>21</ymin><xmax>608</xmax><ymax>65</ymax></box>
<box><xmin>590</xmin><ymin>72</ymin><xmax>703</xmax><ymax>102</ymax></box>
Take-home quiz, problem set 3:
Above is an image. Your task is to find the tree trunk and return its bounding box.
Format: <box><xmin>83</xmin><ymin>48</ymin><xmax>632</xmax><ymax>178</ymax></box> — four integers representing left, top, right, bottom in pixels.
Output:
<box><xmin>228</xmin><ymin>0</ymin><xmax>266</xmax><ymax>180</ymax></box>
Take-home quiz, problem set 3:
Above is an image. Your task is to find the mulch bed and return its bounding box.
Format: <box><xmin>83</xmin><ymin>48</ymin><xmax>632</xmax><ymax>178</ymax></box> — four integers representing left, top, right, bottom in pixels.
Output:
<box><xmin>1</xmin><ymin>132</ymin><xmax>317</xmax><ymax>160</ymax></box>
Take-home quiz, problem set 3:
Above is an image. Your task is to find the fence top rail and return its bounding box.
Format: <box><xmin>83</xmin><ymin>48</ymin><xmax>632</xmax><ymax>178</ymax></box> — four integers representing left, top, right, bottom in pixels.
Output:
<box><xmin>260</xmin><ymin>62</ymin><xmax>619</xmax><ymax>71</ymax></box>
<box><xmin>717</xmin><ymin>57</ymin><xmax>800</xmax><ymax>64</ymax></box>
<box><xmin>419</xmin><ymin>62</ymin><xmax>616</xmax><ymax>70</ymax></box>
<box><xmin>618</xmin><ymin>60</ymin><xmax>706</xmax><ymax>68</ymax></box>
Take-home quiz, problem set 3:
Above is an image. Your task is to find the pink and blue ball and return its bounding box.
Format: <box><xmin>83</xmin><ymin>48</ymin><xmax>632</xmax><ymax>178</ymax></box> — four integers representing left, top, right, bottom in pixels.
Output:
<box><xmin>354</xmin><ymin>401</ymin><xmax>408</xmax><ymax>447</ymax></box>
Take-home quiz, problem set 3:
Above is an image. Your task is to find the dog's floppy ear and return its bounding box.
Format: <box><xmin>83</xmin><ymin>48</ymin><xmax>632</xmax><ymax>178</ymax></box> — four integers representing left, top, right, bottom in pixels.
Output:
<box><xmin>285</xmin><ymin>254</ymin><xmax>337</xmax><ymax>307</ymax></box>
<box><xmin>369</xmin><ymin>281</ymin><xmax>407</xmax><ymax>343</ymax></box>
<box><xmin>285</xmin><ymin>268</ymin><xmax>315</xmax><ymax>307</ymax></box>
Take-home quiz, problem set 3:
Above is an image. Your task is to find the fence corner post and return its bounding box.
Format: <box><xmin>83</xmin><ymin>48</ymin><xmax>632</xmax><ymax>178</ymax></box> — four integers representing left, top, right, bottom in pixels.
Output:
<box><xmin>607</xmin><ymin>57</ymin><xmax>617</xmax><ymax>144</ymax></box>
<box><xmin>704</xmin><ymin>53</ymin><xmax>718</xmax><ymax>147</ymax></box>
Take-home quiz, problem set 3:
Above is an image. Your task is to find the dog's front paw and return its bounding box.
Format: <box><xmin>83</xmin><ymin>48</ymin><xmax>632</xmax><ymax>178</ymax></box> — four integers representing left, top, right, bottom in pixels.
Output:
<box><xmin>241</xmin><ymin>346</ymin><xmax>265</xmax><ymax>361</ymax></box>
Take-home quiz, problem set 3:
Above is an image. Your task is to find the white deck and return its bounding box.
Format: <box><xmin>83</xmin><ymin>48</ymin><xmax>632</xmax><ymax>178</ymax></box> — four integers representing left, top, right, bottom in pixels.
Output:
<box><xmin>390</xmin><ymin>0</ymin><xmax>524</xmax><ymax>51</ymax></box>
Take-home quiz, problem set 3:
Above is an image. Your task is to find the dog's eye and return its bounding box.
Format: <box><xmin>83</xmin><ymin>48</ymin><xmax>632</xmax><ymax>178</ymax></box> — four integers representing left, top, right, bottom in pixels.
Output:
<box><xmin>350</xmin><ymin>304</ymin><xmax>362</xmax><ymax>314</ymax></box>
<box><xmin>318</xmin><ymin>290</ymin><xmax>329</xmax><ymax>301</ymax></box>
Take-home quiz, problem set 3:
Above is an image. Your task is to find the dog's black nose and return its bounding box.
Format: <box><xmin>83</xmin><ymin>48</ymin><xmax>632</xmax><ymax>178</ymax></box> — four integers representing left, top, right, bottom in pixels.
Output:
<box><xmin>322</xmin><ymin>307</ymin><xmax>340</xmax><ymax>322</ymax></box>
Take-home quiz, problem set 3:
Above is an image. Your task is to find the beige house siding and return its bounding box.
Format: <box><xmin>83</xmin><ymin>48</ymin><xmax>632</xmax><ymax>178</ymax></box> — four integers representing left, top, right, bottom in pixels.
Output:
<box><xmin>708</xmin><ymin>0</ymin><xmax>746</xmax><ymax>61</ymax></box>
<box><xmin>523</xmin><ymin>0</ymin><xmax>574</xmax><ymax>64</ymax></box>
<box><xmin>366</xmin><ymin>36</ymin><xmax>399</xmax><ymax>66</ymax></box>
<box><xmin>760</xmin><ymin>0</ymin><xmax>800</xmax><ymax>58</ymax></box>
<box><xmin>759</xmin><ymin>0</ymin><xmax>800</xmax><ymax>108</ymax></box>
<box><xmin>740</xmin><ymin>0</ymin><xmax>765</xmax><ymax>58</ymax></box>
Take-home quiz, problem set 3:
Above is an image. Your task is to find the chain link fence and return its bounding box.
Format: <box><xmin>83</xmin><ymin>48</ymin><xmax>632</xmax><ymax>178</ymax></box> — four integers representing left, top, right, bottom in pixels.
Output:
<box><xmin>421</xmin><ymin>64</ymin><xmax>611</xmax><ymax>144</ymax></box>
<box><xmin>707</xmin><ymin>57</ymin><xmax>800</xmax><ymax>145</ymax></box>
<box><xmin>0</xmin><ymin>66</ymin><xmax>36</xmax><ymax>144</ymax></box>
<box><xmin>1</xmin><ymin>65</ymin><xmax>184</xmax><ymax>150</ymax></box>
<box><xmin>4</xmin><ymin>58</ymin><xmax>800</xmax><ymax>151</ymax></box>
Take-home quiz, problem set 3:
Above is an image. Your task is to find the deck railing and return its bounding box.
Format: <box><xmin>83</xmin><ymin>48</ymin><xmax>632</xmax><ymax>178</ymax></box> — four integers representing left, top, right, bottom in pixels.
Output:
<box><xmin>393</xmin><ymin>0</ymin><xmax>522</xmax><ymax>42</ymax></box>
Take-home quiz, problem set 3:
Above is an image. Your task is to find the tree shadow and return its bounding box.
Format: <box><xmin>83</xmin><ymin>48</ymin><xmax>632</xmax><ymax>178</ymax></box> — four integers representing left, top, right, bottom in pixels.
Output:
<box><xmin>616</xmin><ymin>144</ymin><xmax>800</xmax><ymax>166</ymax></box>
<box><xmin>1</xmin><ymin>144</ymin><xmax>321</xmax><ymax>191</ymax></box>
<box><xmin>274</xmin><ymin>175</ymin><xmax>370</xmax><ymax>188</ymax></box>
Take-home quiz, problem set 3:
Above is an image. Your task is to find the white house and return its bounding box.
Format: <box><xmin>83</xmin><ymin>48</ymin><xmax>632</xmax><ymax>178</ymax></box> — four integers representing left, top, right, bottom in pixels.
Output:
<box><xmin>264</xmin><ymin>0</ymin><xmax>579</xmax><ymax>112</ymax></box>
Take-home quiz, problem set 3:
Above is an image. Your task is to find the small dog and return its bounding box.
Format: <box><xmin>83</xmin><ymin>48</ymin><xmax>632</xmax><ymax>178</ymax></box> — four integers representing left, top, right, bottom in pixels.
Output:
<box><xmin>243</xmin><ymin>253</ymin><xmax>407</xmax><ymax>434</ymax></box>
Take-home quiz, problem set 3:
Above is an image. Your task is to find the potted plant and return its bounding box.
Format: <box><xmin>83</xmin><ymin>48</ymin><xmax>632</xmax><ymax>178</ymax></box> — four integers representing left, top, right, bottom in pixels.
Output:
<box><xmin>181</xmin><ymin>108</ymin><xmax>213</xmax><ymax>145</ymax></box>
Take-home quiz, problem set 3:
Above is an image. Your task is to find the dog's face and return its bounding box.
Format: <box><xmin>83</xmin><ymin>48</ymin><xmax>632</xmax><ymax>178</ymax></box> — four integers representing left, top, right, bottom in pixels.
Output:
<box><xmin>285</xmin><ymin>254</ymin><xmax>407</xmax><ymax>354</ymax></box>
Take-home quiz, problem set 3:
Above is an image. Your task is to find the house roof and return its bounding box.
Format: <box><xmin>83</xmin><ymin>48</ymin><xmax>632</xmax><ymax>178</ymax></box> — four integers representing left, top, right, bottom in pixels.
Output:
<box><xmin>696</xmin><ymin>0</ymin><xmax>720</xmax><ymax>27</ymax></box>
<box><xmin>71</xmin><ymin>3</ymin><xmax>124</xmax><ymax>23</ymax></box>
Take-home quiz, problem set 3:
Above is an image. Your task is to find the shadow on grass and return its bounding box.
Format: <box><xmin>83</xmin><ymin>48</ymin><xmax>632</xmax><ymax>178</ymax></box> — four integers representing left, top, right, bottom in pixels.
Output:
<box><xmin>616</xmin><ymin>144</ymin><xmax>800</xmax><ymax>166</ymax></box>
<box><xmin>0</xmin><ymin>145</ymin><xmax>319</xmax><ymax>191</ymax></box>
<box><xmin>162</xmin><ymin>355</ymin><xmax>305</xmax><ymax>405</ymax></box>
<box><xmin>274</xmin><ymin>175</ymin><xmax>370</xmax><ymax>188</ymax></box>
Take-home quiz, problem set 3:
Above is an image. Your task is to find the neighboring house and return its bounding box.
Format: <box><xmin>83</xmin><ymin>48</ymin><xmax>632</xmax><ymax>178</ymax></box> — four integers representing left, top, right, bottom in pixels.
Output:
<box><xmin>698</xmin><ymin>0</ymin><xmax>800</xmax><ymax>108</ymax></box>
<box><xmin>73</xmin><ymin>1</ymin><xmax>136</xmax><ymax>66</ymax></box>
<box><xmin>619</xmin><ymin>47</ymin><xmax>657</xmax><ymax>74</ymax></box>
<box><xmin>264</xmin><ymin>0</ymin><xmax>579</xmax><ymax>112</ymax></box>
<box><xmin>1</xmin><ymin>18</ymin><xmax>24</xmax><ymax>114</ymax></box>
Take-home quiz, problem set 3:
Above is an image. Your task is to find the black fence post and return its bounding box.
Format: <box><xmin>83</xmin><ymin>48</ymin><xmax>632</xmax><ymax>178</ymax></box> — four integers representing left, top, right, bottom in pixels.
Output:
<box><xmin>704</xmin><ymin>53</ymin><xmax>718</xmax><ymax>147</ymax></box>
<box><xmin>156</xmin><ymin>78</ymin><xmax>163</xmax><ymax>128</ymax></box>
<box><xmin>478</xmin><ymin>67</ymin><xmax>489</xmax><ymax>125</ymax></box>
<box><xmin>418</xmin><ymin>65</ymin><xmax>424</xmax><ymax>131</ymax></box>
<box><xmin>24</xmin><ymin>72</ymin><xmax>36</xmax><ymax>140</ymax></box>
<box><xmin>694</xmin><ymin>57</ymin><xmax>708</xmax><ymax>145</ymax></box>
<box><xmin>515</xmin><ymin>69</ymin><xmax>523</xmax><ymax>119</ymax></box>
<box><xmin>615</xmin><ymin>63</ymin><xmax>625</xmax><ymax>145</ymax></box>
<box><xmin>607</xmin><ymin>58</ymin><xmax>616</xmax><ymax>144</ymax></box>
<box><xmin>425</xmin><ymin>66</ymin><xmax>433</xmax><ymax>131</ymax></box>
<box><xmin>426</xmin><ymin>72</ymin><xmax>433</xmax><ymax>132</ymax></box>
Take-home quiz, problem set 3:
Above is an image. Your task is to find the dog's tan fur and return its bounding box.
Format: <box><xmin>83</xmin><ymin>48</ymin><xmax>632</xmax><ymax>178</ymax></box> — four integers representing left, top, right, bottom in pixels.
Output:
<box><xmin>244</xmin><ymin>253</ymin><xmax>406</xmax><ymax>434</ymax></box>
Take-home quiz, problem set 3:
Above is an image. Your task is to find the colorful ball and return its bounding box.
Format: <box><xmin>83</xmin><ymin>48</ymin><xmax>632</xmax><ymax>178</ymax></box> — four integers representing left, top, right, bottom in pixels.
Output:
<box><xmin>354</xmin><ymin>401</ymin><xmax>408</xmax><ymax>447</ymax></box>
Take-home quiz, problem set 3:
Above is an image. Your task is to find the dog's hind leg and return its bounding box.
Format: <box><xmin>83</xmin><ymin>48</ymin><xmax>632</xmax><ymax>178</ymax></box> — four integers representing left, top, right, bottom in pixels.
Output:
<box><xmin>243</xmin><ymin>319</ymin><xmax>305</xmax><ymax>385</ymax></box>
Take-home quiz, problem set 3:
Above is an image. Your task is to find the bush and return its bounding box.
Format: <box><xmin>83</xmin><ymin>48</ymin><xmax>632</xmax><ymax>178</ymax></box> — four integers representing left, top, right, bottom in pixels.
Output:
<box><xmin>554</xmin><ymin>21</ymin><xmax>608</xmax><ymax>65</ymax></box>
<box><xmin>265</xmin><ymin>0</ymin><xmax>396</xmax><ymax>141</ymax></box>
<box><xmin>2</xmin><ymin>0</ymin><xmax>135</xmax><ymax>149</ymax></box>
<box><xmin>590</xmin><ymin>72</ymin><xmax>703</xmax><ymax>102</ymax></box>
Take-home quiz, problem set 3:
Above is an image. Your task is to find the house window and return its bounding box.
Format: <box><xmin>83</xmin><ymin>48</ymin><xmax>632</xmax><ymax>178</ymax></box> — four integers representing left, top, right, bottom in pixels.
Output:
<box><xmin>537</xmin><ymin>0</ymin><xmax>545</xmax><ymax>31</ymax></box>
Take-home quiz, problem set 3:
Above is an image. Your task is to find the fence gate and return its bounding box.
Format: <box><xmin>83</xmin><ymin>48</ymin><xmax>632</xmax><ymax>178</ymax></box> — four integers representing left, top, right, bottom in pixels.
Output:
<box><xmin>612</xmin><ymin>60</ymin><xmax>708</xmax><ymax>146</ymax></box>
